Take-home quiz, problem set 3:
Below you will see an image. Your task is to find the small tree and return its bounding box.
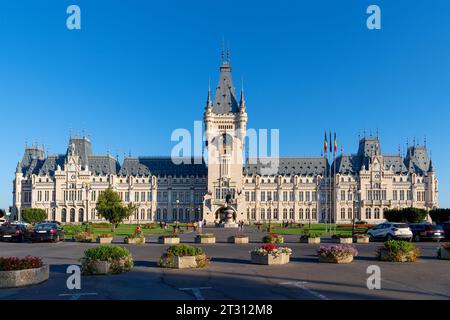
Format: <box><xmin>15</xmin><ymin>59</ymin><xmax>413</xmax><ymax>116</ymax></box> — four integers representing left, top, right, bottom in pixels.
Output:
<box><xmin>22</xmin><ymin>208</ymin><xmax>47</xmax><ymax>224</ymax></box>
<box><xmin>384</xmin><ymin>207</ymin><xmax>428</xmax><ymax>223</ymax></box>
<box><xmin>96</xmin><ymin>188</ymin><xmax>135</xmax><ymax>231</ymax></box>
<box><xmin>429</xmin><ymin>208</ymin><xmax>450</xmax><ymax>223</ymax></box>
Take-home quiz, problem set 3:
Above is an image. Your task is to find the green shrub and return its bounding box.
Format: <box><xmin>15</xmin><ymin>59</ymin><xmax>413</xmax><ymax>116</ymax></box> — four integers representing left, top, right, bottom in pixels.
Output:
<box><xmin>429</xmin><ymin>209</ymin><xmax>450</xmax><ymax>223</ymax></box>
<box><xmin>166</xmin><ymin>244</ymin><xmax>204</xmax><ymax>257</ymax></box>
<box><xmin>196</xmin><ymin>233</ymin><xmax>214</xmax><ymax>238</ymax></box>
<box><xmin>63</xmin><ymin>225</ymin><xmax>85</xmax><ymax>236</ymax></box>
<box><xmin>98</xmin><ymin>233</ymin><xmax>112</xmax><ymax>238</ymax></box>
<box><xmin>22</xmin><ymin>208</ymin><xmax>47</xmax><ymax>224</ymax></box>
<box><xmin>378</xmin><ymin>240</ymin><xmax>420</xmax><ymax>262</ymax></box>
<box><xmin>84</xmin><ymin>245</ymin><xmax>131</xmax><ymax>261</ymax></box>
<box><xmin>262</xmin><ymin>234</ymin><xmax>284</xmax><ymax>244</ymax></box>
<box><xmin>384</xmin><ymin>208</ymin><xmax>428</xmax><ymax>223</ymax></box>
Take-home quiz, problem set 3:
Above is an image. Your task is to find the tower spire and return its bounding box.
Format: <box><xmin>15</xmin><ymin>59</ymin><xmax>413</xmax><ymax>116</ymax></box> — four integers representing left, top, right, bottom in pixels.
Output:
<box><xmin>206</xmin><ymin>79</ymin><xmax>212</xmax><ymax>111</ymax></box>
<box><xmin>239</xmin><ymin>79</ymin><xmax>246</xmax><ymax>110</ymax></box>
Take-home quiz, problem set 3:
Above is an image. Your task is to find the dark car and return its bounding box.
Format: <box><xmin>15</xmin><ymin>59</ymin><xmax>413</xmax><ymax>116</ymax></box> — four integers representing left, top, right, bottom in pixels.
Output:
<box><xmin>409</xmin><ymin>223</ymin><xmax>445</xmax><ymax>242</ymax></box>
<box><xmin>29</xmin><ymin>223</ymin><xmax>64</xmax><ymax>242</ymax></box>
<box><xmin>0</xmin><ymin>223</ymin><xmax>30</xmax><ymax>242</ymax></box>
<box><xmin>438</xmin><ymin>222</ymin><xmax>450</xmax><ymax>240</ymax></box>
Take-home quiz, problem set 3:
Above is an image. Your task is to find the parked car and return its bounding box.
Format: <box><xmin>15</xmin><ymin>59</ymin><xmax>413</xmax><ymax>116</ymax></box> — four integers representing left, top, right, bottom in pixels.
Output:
<box><xmin>0</xmin><ymin>223</ymin><xmax>30</xmax><ymax>242</ymax></box>
<box><xmin>409</xmin><ymin>223</ymin><xmax>445</xmax><ymax>242</ymax></box>
<box><xmin>367</xmin><ymin>222</ymin><xmax>413</xmax><ymax>241</ymax></box>
<box><xmin>438</xmin><ymin>222</ymin><xmax>450</xmax><ymax>240</ymax></box>
<box><xmin>29</xmin><ymin>222</ymin><xmax>64</xmax><ymax>242</ymax></box>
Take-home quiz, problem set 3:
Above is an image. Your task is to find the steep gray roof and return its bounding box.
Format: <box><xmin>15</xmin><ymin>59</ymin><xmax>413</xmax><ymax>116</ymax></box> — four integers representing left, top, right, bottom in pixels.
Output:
<box><xmin>212</xmin><ymin>61</ymin><xmax>239</xmax><ymax>114</ymax></box>
<box><xmin>244</xmin><ymin>157</ymin><xmax>329</xmax><ymax>176</ymax></box>
<box><xmin>66</xmin><ymin>137</ymin><xmax>93</xmax><ymax>169</ymax></box>
<box><xmin>405</xmin><ymin>146</ymin><xmax>430</xmax><ymax>174</ymax></box>
<box><xmin>88</xmin><ymin>156</ymin><xmax>120</xmax><ymax>175</ymax></box>
<box><xmin>119</xmin><ymin>157</ymin><xmax>207</xmax><ymax>177</ymax></box>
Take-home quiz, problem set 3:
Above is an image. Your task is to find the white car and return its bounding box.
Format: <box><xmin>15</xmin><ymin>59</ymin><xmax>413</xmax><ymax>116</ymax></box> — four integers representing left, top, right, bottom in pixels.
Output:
<box><xmin>367</xmin><ymin>222</ymin><xmax>413</xmax><ymax>241</ymax></box>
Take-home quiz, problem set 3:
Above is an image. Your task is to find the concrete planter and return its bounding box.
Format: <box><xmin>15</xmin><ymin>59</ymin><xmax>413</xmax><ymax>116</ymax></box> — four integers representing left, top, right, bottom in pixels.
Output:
<box><xmin>378</xmin><ymin>248</ymin><xmax>417</xmax><ymax>262</ymax></box>
<box><xmin>82</xmin><ymin>258</ymin><xmax>132</xmax><ymax>275</ymax></box>
<box><xmin>300</xmin><ymin>237</ymin><xmax>321</xmax><ymax>244</ymax></box>
<box><xmin>251</xmin><ymin>252</ymin><xmax>290</xmax><ymax>265</ymax></box>
<box><xmin>158</xmin><ymin>237</ymin><xmax>180</xmax><ymax>244</ymax></box>
<box><xmin>97</xmin><ymin>237</ymin><xmax>113</xmax><ymax>244</ymax></box>
<box><xmin>439</xmin><ymin>249</ymin><xmax>450</xmax><ymax>260</ymax></box>
<box><xmin>124</xmin><ymin>237</ymin><xmax>145</xmax><ymax>245</ymax></box>
<box><xmin>332</xmin><ymin>237</ymin><xmax>353</xmax><ymax>244</ymax></box>
<box><xmin>0</xmin><ymin>265</ymin><xmax>49</xmax><ymax>288</ymax></box>
<box><xmin>318</xmin><ymin>254</ymin><xmax>354</xmax><ymax>264</ymax></box>
<box><xmin>354</xmin><ymin>236</ymin><xmax>370</xmax><ymax>244</ymax></box>
<box><xmin>195</xmin><ymin>236</ymin><xmax>216</xmax><ymax>244</ymax></box>
<box><xmin>228</xmin><ymin>236</ymin><xmax>249</xmax><ymax>244</ymax></box>
<box><xmin>160</xmin><ymin>254</ymin><xmax>207</xmax><ymax>269</ymax></box>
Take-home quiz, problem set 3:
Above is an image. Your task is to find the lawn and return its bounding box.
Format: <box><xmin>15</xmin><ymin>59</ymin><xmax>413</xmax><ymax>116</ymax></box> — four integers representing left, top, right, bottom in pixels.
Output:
<box><xmin>63</xmin><ymin>223</ymin><xmax>190</xmax><ymax>239</ymax></box>
<box><xmin>251</xmin><ymin>223</ymin><xmax>369</xmax><ymax>236</ymax></box>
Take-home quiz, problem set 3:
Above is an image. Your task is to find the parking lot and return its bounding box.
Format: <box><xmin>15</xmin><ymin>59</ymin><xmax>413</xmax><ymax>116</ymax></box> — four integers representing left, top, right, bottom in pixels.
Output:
<box><xmin>1</xmin><ymin>228</ymin><xmax>449</xmax><ymax>300</ymax></box>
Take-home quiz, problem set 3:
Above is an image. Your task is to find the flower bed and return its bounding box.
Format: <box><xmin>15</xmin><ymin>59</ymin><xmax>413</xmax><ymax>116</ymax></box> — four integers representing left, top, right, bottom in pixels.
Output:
<box><xmin>158</xmin><ymin>244</ymin><xmax>209</xmax><ymax>269</ymax></box>
<box><xmin>97</xmin><ymin>234</ymin><xmax>113</xmax><ymax>244</ymax></box>
<box><xmin>353</xmin><ymin>234</ymin><xmax>370</xmax><ymax>244</ymax></box>
<box><xmin>331</xmin><ymin>234</ymin><xmax>353</xmax><ymax>244</ymax></box>
<box><xmin>300</xmin><ymin>233</ymin><xmax>321</xmax><ymax>244</ymax></box>
<box><xmin>262</xmin><ymin>234</ymin><xmax>284</xmax><ymax>244</ymax></box>
<box><xmin>74</xmin><ymin>232</ymin><xmax>95</xmax><ymax>243</ymax></box>
<box><xmin>317</xmin><ymin>245</ymin><xmax>358</xmax><ymax>263</ymax></box>
<box><xmin>195</xmin><ymin>233</ymin><xmax>216</xmax><ymax>244</ymax></box>
<box><xmin>80</xmin><ymin>245</ymin><xmax>133</xmax><ymax>275</ymax></box>
<box><xmin>158</xmin><ymin>235</ymin><xmax>180</xmax><ymax>244</ymax></box>
<box><xmin>124</xmin><ymin>234</ymin><xmax>146</xmax><ymax>245</ymax></box>
<box><xmin>377</xmin><ymin>240</ymin><xmax>420</xmax><ymax>262</ymax></box>
<box><xmin>250</xmin><ymin>244</ymin><xmax>292</xmax><ymax>265</ymax></box>
<box><xmin>437</xmin><ymin>243</ymin><xmax>450</xmax><ymax>260</ymax></box>
<box><xmin>0</xmin><ymin>256</ymin><xmax>49</xmax><ymax>288</ymax></box>
<box><xmin>228</xmin><ymin>235</ymin><xmax>249</xmax><ymax>244</ymax></box>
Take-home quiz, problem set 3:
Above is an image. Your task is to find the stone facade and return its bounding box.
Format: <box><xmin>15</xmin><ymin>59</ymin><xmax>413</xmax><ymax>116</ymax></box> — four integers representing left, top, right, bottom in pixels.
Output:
<box><xmin>11</xmin><ymin>55</ymin><xmax>439</xmax><ymax>225</ymax></box>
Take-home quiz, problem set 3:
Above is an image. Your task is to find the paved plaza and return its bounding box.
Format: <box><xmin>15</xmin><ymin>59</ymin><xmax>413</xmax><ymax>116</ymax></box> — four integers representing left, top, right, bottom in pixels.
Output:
<box><xmin>0</xmin><ymin>227</ymin><xmax>449</xmax><ymax>300</ymax></box>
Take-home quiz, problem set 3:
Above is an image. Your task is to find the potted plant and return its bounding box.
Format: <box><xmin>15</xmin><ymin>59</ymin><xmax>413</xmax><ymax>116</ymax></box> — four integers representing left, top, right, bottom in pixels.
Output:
<box><xmin>158</xmin><ymin>234</ymin><xmax>180</xmax><ymax>244</ymax></box>
<box><xmin>74</xmin><ymin>232</ymin><xmax>95</xmax><ymax>243</ymax></box>
<box><xmin>437</xmin><ymin>243</ymin><xmax>450</xmax><ymax>260</ymax></box>
<box><xmin>317</xmin><ymin>244</ymin><xmax>358</xmax><ymax>263</ymax></box>
<box><xmin>80</xmin><ymin>245</ymin><xmax>133</xmax><ymax>275</ymax></box>
<box><xmin>195</xmin><ymin>233</ymin><xmax>216</xmax><ymax>244</ymax></box>
<box><xmin>228</xmin><ymin>234</ymin><xmax>249</xmax><ymax>244</ymax></box>
<box><xmin>158</xmin><ymin>244</ymin><xmax>209</xmax><ymax>269</ymax></box>
<box><xmin>353</xmin><ymin>233</ymin><xmax>370</xmax><ymax>244</ymax></box>
<box><xmin>262</xmin><ymin>233</ymin><xmax>284</xmax><ymax>244</ymax></box>
<box><xmin>377</xmin><ymin>240</ymin><xmax>420</xmax><ymax>262</ymax></box>
<box><xmin>300</xmin><ymin>232</ymin><xmax>321</xmax><ymax>244</ymax></box>
<box><xmin>97</xmin><ymin>233</ymin><xmax>113</xmax><ymax>244</ymax></box>
<box><xmin>124</xmin><ymin>234</ymin><xmax>146</xmax><ymax>245</ymax></box>
<box><xmin>250</xmin><ymin>244</ymin><xmax>292</xmax><ymax>265</ymax></box>
<box><xmin>331</xmin><ymin>234</ymin><xmax>353</xmax><ymax>244</ymax></box>
<box><xmin>0</xmin><ymin>256</ymin><xmax>49</xmax><ymax>288</ymax></box>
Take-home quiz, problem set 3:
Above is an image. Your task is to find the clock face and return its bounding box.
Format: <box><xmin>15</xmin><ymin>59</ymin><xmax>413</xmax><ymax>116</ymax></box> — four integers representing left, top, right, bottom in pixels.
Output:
<box><xmin>70</xmin><ymin>174</ymin><xmax>76</xmax><ymax>181</ymax></box>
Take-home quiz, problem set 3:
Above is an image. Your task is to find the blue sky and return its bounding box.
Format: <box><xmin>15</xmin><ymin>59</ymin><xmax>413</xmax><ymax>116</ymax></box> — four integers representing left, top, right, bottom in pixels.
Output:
<box><xmin>0</xmin><ymin>0</ymin><xmax>449</xmax><ymax>209</ymax></box>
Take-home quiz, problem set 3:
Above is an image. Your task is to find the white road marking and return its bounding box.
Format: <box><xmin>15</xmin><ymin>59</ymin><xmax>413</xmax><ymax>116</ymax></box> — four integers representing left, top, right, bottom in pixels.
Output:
<box><xmin>281</xmin><ymin>281</ymin><xmax>328</xmax><ymax>300</ymax></box>
<box><xmin>58</xmin><ymin>293</ymin><xmax>98</xmax><ymax>300</ymax></box>
<box><xmin>179</xmin><ymin>287</ymin><xmax>212</xmax><ymax>300</ymax></box>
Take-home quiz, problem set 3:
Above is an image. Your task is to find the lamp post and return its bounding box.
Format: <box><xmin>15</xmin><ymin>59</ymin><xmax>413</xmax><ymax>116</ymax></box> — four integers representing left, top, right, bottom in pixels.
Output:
<box><xmin>352</xmin><ymin>186</ymin><xmax>356</xmax><ymax>236</ymax></box>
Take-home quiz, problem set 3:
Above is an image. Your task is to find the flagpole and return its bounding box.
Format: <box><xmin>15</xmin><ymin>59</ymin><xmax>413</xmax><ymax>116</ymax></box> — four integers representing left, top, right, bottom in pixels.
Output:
<box><xmin>333</xmin><ymin>133</ymin><xmax>337</xmax><ymax>235</ymax></box>
<box><xmin>329</xmin><ymin>130</ymin><xmax>332</xmax><ymax>236</ymax></box>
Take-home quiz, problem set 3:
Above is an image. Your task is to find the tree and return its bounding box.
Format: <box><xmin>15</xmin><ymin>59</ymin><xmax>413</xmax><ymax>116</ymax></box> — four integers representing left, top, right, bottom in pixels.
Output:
<box><xmin>0</xmin><ymin>209</ymin><xmax>5</xmax><ymax>218</ymax></box>
<box><xmin>96</xmin><ymin>188</ymin><xmax>135</xmax><ymax>231</ymax></box>
<box><xmin>383</xmin><ymin>207</ymin><xmax>428</xmax><ymax>223</ymax></box>
<box><xmin>429</xmin><ymin>208</ymin><xmax>450</xmax><ymax>223</ymax></box>
<box><xmin>22</xmin><ymin>208</ymin><xmax>47</xmax><ymax>224</ymax></box>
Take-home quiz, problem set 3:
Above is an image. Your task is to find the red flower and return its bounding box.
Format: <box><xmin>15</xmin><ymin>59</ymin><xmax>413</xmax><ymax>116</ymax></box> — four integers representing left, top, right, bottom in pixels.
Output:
<box><xmin>261</xmin><ymin>244</ymin><xmax>277</xmax><ymax>252</ymax></box>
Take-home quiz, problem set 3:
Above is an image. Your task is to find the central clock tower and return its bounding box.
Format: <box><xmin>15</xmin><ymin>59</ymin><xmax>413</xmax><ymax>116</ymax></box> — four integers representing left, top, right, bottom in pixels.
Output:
<box><xmin>202</xmin><ymin>51</ymin><xmax>247</xmax><ymax>224</ymax></box>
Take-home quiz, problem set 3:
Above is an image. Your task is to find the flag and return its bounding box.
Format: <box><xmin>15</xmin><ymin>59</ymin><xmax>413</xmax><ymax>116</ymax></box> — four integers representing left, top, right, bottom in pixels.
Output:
<box><xmin>324</xmin><ymin>131</ymin><xmax>328</xmax><ymax>153</ymax></box>
<box><xmin>329</xmin><ymin>132</ymin><xmax>332</xmax><ymax>153</ymax></box>
<box><xmin>334</xmin><ymin>132</ymin><xmax>337</xmax><ymax>153</ymax></box>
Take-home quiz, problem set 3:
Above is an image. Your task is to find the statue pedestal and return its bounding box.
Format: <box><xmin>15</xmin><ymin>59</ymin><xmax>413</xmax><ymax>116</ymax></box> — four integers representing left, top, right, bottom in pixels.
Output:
<box><xmin>220</xmin><ymin>222</ymin><xmax>239</xmax><ymax>228</ymax></box>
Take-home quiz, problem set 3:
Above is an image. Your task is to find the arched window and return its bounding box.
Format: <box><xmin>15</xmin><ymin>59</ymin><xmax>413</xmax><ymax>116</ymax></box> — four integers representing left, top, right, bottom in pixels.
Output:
<box><xmin>374</xmin><ymin>208</ymin><xmax>380</xmax><ymax>219</ymax></box>
<box><xmin>70</xmin><ymin>208</ymin><xmax>75</xmax><ymax>223</ymax></box>
<box><xmin>306</xmin><ymin>208</ymin><xmax>310</xmax><ymax>219</ymax></box>
<box><xmin>78</xmin><ymin>208</ymin><xmax>84</xmax><ymax>222</ymax></box>
<box><xmin>267</xmin><ymin>208</ymin><xmax>272</xmax><ymax>220</ymax></box>
<box><xmin>348</xmin><ymin>208</ymin><xmax>353</xmax><ymax>220</ymax></box>
<box><xmin>141</xmin><ymin>209</ymin><xmax>145</xmax><ymax>220</ymax></box>
<box><xmin>156</xmin><ymin>208</ymin><xmax>161</xmax><ymax>221</ymax></box>
<box><xmin>366</xmin><ymin>208</ymin><xmax>372</xmax><ymax>220</ymax></box>
<box><xmin>283</xmin><ymin>208</ymin><xmax>288</xmax><ymax>220</ymax></box>
<box><xmin>52</xmin><ymin>208</ymin><xmax>56</xmax><ymax>221</ymax></box>
<box><xmin>341</xmin><ymin>208</ymin><xmax>346</xmax><ymax>219</ymax></box>
<box><xmin>91</xmin><ymin>208</ymin><xmax>95</xmax><ymax>220</ymax></box>
<box><xmin>147</xmin><ymin>209</ymin><xmax>152</xmax><ymax>221</ymax></box>
<box><xmin>163</xmin><ymin>208</ymin><xmax>168</xmax><ymax>221</ymax></box>
<box><xmin>299</xmin><ymin>208</ymin><xmax>304</xmax><ymax>220</ymax></box>
<box><xmin>274</xmin><ymin>208</ymin><xmax>278</xmax><ymax>220</ymax></box>
<box><xmin>289</xmin><ymin>208</ymin><xmax>294</xmax><ymax>220</ymax></box>
<box><xmin>312</xmin><ymin>208</ymin><xmax>317</xmax><ymax>220</ymax></box>
<box><xmin>260</xmin><ymin>208</ymin><xmax>266</xmax><ymax>221</ymax></box>
<box><xmin>61</xmin><ymin>208</ymin><xmax>67</xmax><ymax>222</ymax></box>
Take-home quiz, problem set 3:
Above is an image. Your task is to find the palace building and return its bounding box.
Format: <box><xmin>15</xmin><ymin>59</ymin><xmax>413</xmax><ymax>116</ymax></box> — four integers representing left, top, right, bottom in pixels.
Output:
<box><xmin>11</xmin><ymin>55</ymin><xmax>439</xmax><ymax>224</ymax></box>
